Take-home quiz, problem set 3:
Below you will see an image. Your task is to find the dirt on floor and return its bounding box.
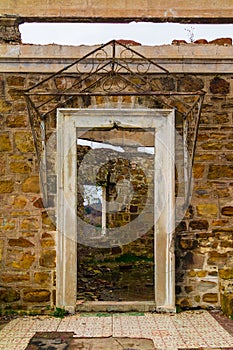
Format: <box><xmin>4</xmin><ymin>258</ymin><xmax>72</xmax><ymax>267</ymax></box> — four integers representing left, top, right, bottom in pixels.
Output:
<box><xmin>25</xmin><ymin>333</ymin><xmax>156</xmax><ymax>350</ymax></box>
<box><xmin>0</xmin><ymin>314</ymin><xmax>19</xmax><ymax>330</ymax></box>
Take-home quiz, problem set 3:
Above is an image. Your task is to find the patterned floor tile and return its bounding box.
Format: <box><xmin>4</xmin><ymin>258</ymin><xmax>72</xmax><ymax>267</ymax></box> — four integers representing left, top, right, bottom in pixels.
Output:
<box><xmin>58</xmin><ymin>315</ymin><xmax>112</xmax><ymax>337</ymax></box>
<box><xmin>0</xmin><ymin>310</ymin><xmax>232</xmax><ymax>350</ymax></box>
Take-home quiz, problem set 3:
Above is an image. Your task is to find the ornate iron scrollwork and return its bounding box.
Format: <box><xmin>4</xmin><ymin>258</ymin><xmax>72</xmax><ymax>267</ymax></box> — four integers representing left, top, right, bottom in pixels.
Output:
<box><xmin>17</xmin><ymin>39</ymin><xmax>205</xmax><ymax>205</ymax></box>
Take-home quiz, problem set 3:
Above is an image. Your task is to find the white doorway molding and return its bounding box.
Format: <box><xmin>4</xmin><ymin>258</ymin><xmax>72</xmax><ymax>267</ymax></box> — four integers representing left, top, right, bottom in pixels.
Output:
<box><xmin>56</xmin><ymin>108</ymin><xmax>175</xmax><ymax>313</ymax></box>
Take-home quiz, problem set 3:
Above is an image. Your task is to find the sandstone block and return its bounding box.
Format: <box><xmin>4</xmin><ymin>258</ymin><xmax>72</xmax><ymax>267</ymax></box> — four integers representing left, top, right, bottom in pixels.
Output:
<box><xmin>6</xmin><ymin>75</ymin><xmax>25</xmax><ymax>87</ymax></box>
<box><xmin>11</xmin><ymin>252</ymin><xmax>35</xmax><ymax>269</ymax></box>
<box><xmin>182</xmin><ymin>252</ymin><xmax>205</xmax><ymax>269</ymax></box>
<box><xmin>184</xmin><ymin>286</ymin><xmax>193</xmax><ymax>293</ymax></box>
<box><xmin>0</xmin><ymin>288</ymin><xmax>20</xmax><ymax>302</ymax></box>
<box><xmin>213</xmin><ymin>112</ymin><xmax>230</xmax><ymax>124</ymax></box>
<box><xmin>194</xmin><ymin>187</ymin><xmax>210</xmax><ymax>197</ymax></box>
<box><xmin>201</xmin><ymin>142</ymin><xmax>223</xmax><ymax>150</ymax></box>
<box><xmin>220</xmin><ymin>241</ymin><xmax>233</xmax><ymax>248</ymax></box>
<box><xmin>203</xmin><ymin>293</ymin><xmax>218</xmax><ymax>303</ymax></box>
<box><xmin>210</xmin><ymin>77</ymin><xmax>230</xmax><ymax>94</ymax></box>
<box><xmin>0</xmin><ymin>99</ymin><xmax>12</xmax><ymax>113</ymax></box>
<box><xmin>196</xmin><ymin>204</ymin><xmax>218</xmax><ymax>217</ymax></box>
<box><xmin>179</xmin><ymin>238</ymin><xmax>197</xmax><ymax>250</ymax></box>
<box><xmin>176</xmin><ymin>221</ymin><xmax>187</xmax><ymax>232</ymax></box>
<box><xmin>0</xmin><ymin>180</ymin><xmax>14</xmax><ymax>193</ymax></box>
<box><xmin>220</xmin><ymin>293</ymin><xmax>233</xmax><ymax>316</ymax></box>
<box><xmin>15</xmin><ymin>132</ymin><xmax>34</xmax><ymax>153</ymax></box>
<box><xmin>175</xmin><ymin>297</ymin><xmax>192</xmax><ymax>308</ymax></box>
<box><xmin>215</xmin><ymin>187</ymin><xmax>230</xmax><ymax>198</ymax></box>
<box><xmin>197</xmin><ymin>270</ymin><xmax>207</xmax><ymax>277</ymax></box>
<box><xmin>41</xmin><ymin>232</ymin><xmax>53</xmax><ymax>239</ymax></box>
<box><xmin>20</xmin><ymin>218</ymin><xmax>39</xmax><ymax>230</ymax></box>
<box><xmin>8</xmin><ymin>89</ymin><xmax>22</xmax><ymax>101</ymax></box>
<box><xmin>40</xmin><ymin>238</ymin><xmax>55</xmax><ymax>248</ymax></box>
<box><xmin>0</xmin><ymin>133</ymin><xmax>12</xmax><ymax>152</ymax></box>
<box><xmin>39</xmin><ymin>250</ymin><xmax>56</xmax><ymax>268</ymax></box>
<box><xmin>22</xmin><ymin>176</ymin><xmax>40</xmax><ymax>193</ymax></box>
<box><xmin>33</xmin><ymin>197</ymin><xmax>44</xmax><ymax>208</ymax></box>
<box><xmin>197</xmin><ymin>280</ymin><xmax>217</xmax><ymax>292</ymax></box>
<box><xmin>22</xmin><ymin>232</ymin><xmax>35</xmax><ymax>238</ymax></box>
<box><xmin>188</xmin><ymin>270</ymin><xmax>196</xmax><ymax>277</ymax></box>
<box><xmin>10</xmin><ymin>161</ymin><xmax>31</xmax><ymax>174</ymax></box>
<box><xmin>6</xmin><ymin>115</ymin><xmax>27</xmax><ymax>128</ymax></box>
<box><xmin>189</xmin><ymin>220</ymin><xmax>209</xmax><ymax>230</ymax></box>
<box><xmin>225</xmin><ymin>142</ymin><xmax>233</xmax><ymax>150</ymax></box>
<box><xmin>208</xmin><ymin>165</ymin><xmax>233</xmax><ymax>179</ymax></box>
<box><xmin>23</xmin><ymin>289</ymin><xmax>50</xmax><ymax>302</ymax></box>
<box><xmin>222</xmin><ymin>102</ymin><xmax>233</xmax><ymax>109</ymax></box>
<box><xmin>219</xmin><ymin>268</ymin><xmax>233</xmax><ymax>279</ymax></box>
<box><xmin>212</xmin><ymin>219</ymin><xmax>229</xmax><ymax>226</ymax></box>
<box><xmin>11</xmin><ymin>211</ymin><xmax>30</xmax><ymax>217</ymax></box>
<box><xmin>42</xmin><ymin>211</ymin><xmax>56</xmax><ymax>230</ymax></box>
<box><xmin>160</xmin><ymin>77</ymin><xmax>175</xmax><ymax>91</ymax></box>
<box><xmin>178</xmin><ymin>75</ymin><xmax>204</xmax><ymax>92</ymax></box>
<box><xmin>1</xmin><ymin>273</ymin><xmax>30</xmax><ymax>283</ymax></box>
<box><xmin>34</xmin><ymin>272</ymin><xmax>51</xmax><ymax>284</ymax></box>
<box><xmin>8</xmin><ymin>237</ymin><xmax>34</xmax><ymax>248</ymax></box>
<box><xmin>210</xmin><ymin>132</ymin><xmax>226</xmax><ymax>140</ymax></box>
<box><xmin>194</xmin><ymin>154</ymin><xmax>216</xmax><ymax>162</ymax></box>
<box><xmin>207</xmin><ymin>251</ymin><xmax>228</xmax><ymax>267</ymax></box>
<box><xmin>0</xmin><ymin>218</ymin><xmax>16</xmax><ymax>231</ymax></box>
<box><xmin>192</xmin><ymin>164</ymin><xmax>205</xmax><ymax>178</ymax></box>
<box><xmin>221</xmin><ymin>206</ymin><xmax>233</xmax><ymax>216</ymax></box>
<box><xmin>12</xmin><ymin>195</ymin><xmax>27</xmax><ymax>208</ymax></box>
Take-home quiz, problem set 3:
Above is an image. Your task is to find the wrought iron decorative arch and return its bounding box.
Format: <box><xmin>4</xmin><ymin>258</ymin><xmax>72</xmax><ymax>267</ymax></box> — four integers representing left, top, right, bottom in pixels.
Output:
<box><xmin>16</xmin><ymin>39</ymin><xmax>205</xmax><ymax>205</ymax></box>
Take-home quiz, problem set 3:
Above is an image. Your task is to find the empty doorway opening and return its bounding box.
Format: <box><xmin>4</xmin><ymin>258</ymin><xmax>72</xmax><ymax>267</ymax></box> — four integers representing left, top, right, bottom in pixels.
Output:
<box><xmin>77</xmin><ymin>126</ymin><xmax>154</xmax><ymax>302</ymax></box>
<box><xmin>56</xmin><ymin>108</ymin><xmax>175</xmax><ymax>312</ymax></box>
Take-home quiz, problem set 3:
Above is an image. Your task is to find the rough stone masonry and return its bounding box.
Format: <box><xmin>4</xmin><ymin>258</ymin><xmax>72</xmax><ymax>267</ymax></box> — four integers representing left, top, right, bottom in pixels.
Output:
<box><xmin>0</xmin><ymin>0</ymin><xmax>233</xmax><ymax>315</ymax></box>
<box><xmin>0</xmin><ymin>41</ymin><xmax>233</xmax><ymax>315</ymax></box>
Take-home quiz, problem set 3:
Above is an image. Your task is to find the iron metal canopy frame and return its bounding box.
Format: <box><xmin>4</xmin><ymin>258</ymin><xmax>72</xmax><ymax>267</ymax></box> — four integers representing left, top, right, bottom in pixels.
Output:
<box><xmin>16</xmin><ymin>39</ymin><xmax>205</xmax><ymax>206</ymax></box>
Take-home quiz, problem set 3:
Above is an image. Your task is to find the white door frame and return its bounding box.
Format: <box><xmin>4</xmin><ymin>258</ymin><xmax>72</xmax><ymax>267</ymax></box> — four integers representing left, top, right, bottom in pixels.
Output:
<box><xmin>56</xmin><ymin>108</ymin><xmax>175</xmax><ymax>313</ymax></box>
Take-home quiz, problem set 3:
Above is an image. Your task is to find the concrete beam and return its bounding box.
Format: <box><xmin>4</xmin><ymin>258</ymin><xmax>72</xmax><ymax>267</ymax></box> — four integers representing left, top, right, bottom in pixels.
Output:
<box><xmin>0</xmin><ymin>0</ymin><xmax>233</xmax><ymax>24</ymax></box>
<box><xmin>0</xmin><ymin>44</ymin><xmax>233</xmax><ymax>74</ymax></box>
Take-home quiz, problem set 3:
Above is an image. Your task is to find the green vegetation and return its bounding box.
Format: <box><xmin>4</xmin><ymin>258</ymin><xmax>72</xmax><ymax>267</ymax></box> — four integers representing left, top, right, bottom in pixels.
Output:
<box><xmin>52</xmin><ymin>307</ymin><xmax>69</xmax><ymax>318</ymax></box>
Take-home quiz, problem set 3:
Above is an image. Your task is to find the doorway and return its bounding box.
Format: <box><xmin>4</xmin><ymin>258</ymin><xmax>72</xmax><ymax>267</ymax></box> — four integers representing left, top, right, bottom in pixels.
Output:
<box><xmin>76</xmin><ymin>126</ymin><xmax>154</xmax><ymax>302</ymax></box>
<box><xmin>56</xmin><ymin>108</ymin><xmax>175</xmax><ymax>312</ymax></box>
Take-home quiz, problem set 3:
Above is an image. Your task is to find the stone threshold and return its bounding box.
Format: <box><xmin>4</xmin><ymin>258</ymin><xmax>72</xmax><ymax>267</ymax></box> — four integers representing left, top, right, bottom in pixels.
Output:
<box><xmin>76</xmin><ymin>301</ymin><xmax>157</xmax><ymax>312</ymax></box>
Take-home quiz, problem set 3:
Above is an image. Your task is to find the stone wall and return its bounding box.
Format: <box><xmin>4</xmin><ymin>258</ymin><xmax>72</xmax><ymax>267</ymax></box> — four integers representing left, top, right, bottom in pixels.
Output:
<box><xmin>0</xmin><ymin>72</ymin><xmax>56</xmax><ymax>313</ymax></box>
<box><xmin>175</xmin><ymin>74</ymin><xmax>233</xmax><ymax>314</ymax></box>
<box><xmin>0</xmin><ymin>45</ymin><xmax>233</xmax><ymax>315</ymax></box>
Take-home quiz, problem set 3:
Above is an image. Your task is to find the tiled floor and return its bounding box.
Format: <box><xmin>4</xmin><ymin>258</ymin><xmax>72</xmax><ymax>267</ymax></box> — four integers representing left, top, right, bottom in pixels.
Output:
<box><xmin>0</xmin><ymin>310</ymin><xmax>232</xmax><ymax>350</ymax></box>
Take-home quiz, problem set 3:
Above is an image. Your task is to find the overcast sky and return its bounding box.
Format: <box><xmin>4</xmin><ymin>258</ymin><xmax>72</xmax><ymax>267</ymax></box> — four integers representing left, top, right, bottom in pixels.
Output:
<box><xmin>20</xmin><ymin>22</ymin><xmax>233</xmax><ymax>46</ymax></box>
